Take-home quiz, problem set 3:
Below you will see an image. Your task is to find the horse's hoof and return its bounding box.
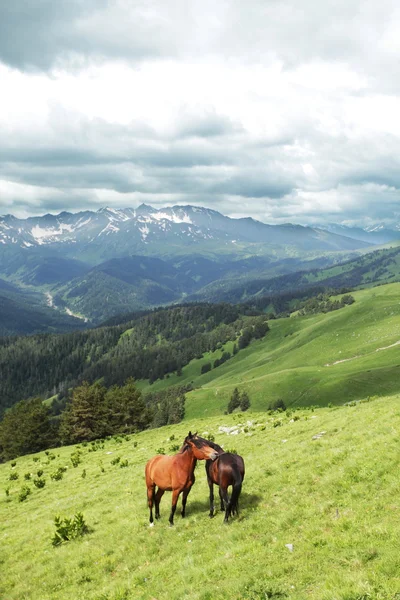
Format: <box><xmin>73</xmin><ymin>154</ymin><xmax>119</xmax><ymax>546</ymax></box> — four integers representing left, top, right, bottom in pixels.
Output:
<box><xmin>149</xmin><ymin>522</ymin><xmax>154</xmax><ymax>528</ymax></box>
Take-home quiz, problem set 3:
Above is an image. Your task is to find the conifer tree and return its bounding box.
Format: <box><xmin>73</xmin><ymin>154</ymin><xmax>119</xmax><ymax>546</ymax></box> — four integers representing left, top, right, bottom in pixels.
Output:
<box><xmin>59</xmin><ymin>381</ymin><xmax>108</xmax><ymax>444</ymax></box>
<box><xmin>227</xmin><ymin>387</ymin><xmax>241</xmax><ymax>413</ymax></box>
<box><xmin>240</xmin><ymin>391</ymin><xmax>251</xmax><ymax>412</ymax></box>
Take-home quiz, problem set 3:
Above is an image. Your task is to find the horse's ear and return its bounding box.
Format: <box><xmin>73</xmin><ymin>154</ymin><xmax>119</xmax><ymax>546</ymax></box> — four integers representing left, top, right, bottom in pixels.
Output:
<box><xmin>188</xmin><ymin>431</ymin><xmax>192</xmax><ymax>438</ymax></box>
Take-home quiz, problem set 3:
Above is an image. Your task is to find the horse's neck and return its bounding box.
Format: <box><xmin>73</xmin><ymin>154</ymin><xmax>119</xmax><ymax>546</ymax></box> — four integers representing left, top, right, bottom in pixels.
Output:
<box><xmin>181</xmin><ymin>449</ymin><xmax>197</xmax><ymax>474</ymax></box>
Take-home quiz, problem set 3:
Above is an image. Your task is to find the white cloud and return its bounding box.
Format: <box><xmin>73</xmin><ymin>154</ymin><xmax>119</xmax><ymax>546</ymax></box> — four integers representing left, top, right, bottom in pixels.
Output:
<box><xmin>0</xmin><ymin>0</ymin><xmax>400</xmax><ymax>226</ymax></box>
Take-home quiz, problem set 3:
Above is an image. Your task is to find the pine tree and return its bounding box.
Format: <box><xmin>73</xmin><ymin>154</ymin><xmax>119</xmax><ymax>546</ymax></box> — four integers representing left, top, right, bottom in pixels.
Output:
<box><xmin>59</xmin><ymin>381</ymin><xmax>108</xmax><ymax>444</ymax></box>
<box><xmin>227</xmin><ymin>387</ymin><xmax>241</xmax><ymax>413</ymax></box>
<box><xmin>240</xmin><ymin>391</ymin><xmax>251</xmax><ymax>412</ymax></box>
<box><xmin>105</xmin><ymin>378</ymin><xmax>150</xmax><ymax>434</ymax></box>
<box><xmin>0</xmin><ymin>397</ymin><xmax>56</xmax><ymax>461</ymax></box>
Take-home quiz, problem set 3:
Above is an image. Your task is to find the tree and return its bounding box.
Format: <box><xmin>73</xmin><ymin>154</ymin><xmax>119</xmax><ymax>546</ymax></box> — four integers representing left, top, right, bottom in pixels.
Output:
<box><xmin>59</xmin><ymin>381</ymin><xmax>108</xmax><ymax>444</ymax></box>
<box><xmin>201</xmin><ymin>362</ymin><xmax>212</xmax><ymax>374</ymax></box>
<box><xmin>105</xmin><ymin>378</ymin><xmax>150</xmax><ymax>434</ymax></box>
<box><xmin>0</xmin><ymin>397</ymin><xmax>56</xmax><ymax>461</ymax></box>
<box><xmin>238</xmin><ymin>327</ymin><xmax>252</xmax><ymax>349</ymax></box>
<box><xmin>240</xmin><ymin>391</ymin><xmax>251</xmax><ymax>412</ymax></box>
<box><xmin>227</xmin><ymin>387</ymin><xmax>241</xmax><ymax>414</ymax></box>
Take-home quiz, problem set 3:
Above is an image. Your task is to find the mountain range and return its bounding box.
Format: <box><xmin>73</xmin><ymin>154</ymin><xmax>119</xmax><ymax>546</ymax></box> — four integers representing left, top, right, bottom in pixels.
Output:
<box><xmin>1</xmin><ymin>204</ymin><xmax>400</xmax><ymax>333</ymax></box>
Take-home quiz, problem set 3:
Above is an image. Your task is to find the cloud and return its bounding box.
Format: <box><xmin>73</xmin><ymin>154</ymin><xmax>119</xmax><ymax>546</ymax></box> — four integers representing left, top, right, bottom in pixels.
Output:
<box><xmin>1</xmin><ymin>1</ymin><xmax>400</xmax><ymax>226</ymax></box>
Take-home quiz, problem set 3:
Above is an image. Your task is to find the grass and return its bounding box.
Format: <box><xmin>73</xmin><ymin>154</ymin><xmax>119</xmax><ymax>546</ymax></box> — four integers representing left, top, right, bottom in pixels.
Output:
<box><xmin>136</xmin><ymin>282</ymin><xmax>400</xmax><ymax>418</ymax></box>
<box><xmin>2</xmin><ymin>395</ymin><xmax>400</xmax><ymax>599</ymax></box>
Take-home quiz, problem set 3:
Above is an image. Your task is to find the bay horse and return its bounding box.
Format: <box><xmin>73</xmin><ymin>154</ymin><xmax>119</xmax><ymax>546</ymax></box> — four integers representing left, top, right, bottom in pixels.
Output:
<box><xmin>145</xmin><ymin>431</ymin><xmax>219</xmax><ymax>526</ymax></box>
<box><xmin>205</xmin><ymin>441</ymin><xmax>245</xmax><ymax>523</ymax></box>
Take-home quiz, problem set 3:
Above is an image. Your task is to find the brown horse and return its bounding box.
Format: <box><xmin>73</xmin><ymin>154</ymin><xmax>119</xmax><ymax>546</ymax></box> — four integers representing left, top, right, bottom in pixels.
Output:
<box><xmin>205</xmin><ymin>441</ymin><xmax>245</xmax><ymax>523</ymax></box>
<box><xmin>145</xmin><ymin>431</ymin><xmax>219</xmax><ymax>526</ymax></box>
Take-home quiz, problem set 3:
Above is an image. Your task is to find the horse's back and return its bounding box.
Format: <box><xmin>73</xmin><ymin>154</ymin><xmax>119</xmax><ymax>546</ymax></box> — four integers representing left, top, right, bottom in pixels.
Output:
<box><xmin>208</xmin><ymin>452</ymin><xmax>245</xmax><ymax>485</ymax></box>
<box><xmin>146</xmin><ymin>455</ymin><xmax>174</xmax><ymax>490</ymax></box>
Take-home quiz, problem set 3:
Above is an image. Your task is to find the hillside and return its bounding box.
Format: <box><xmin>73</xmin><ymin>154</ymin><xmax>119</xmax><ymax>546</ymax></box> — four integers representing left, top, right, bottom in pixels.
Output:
<box><xmin>1</xmin><ymin>395</ymin><xmax>400</xmax><ymax>599</ymax></box>
<box><xmin>139</xmin><ymin>282</ymin><xmax>400</xmax><ymax>417</ymax></box>
<box><xmin>188</xmin><ymin>244</ymin><xmax>400</xmax><ymax>303</ymax></box>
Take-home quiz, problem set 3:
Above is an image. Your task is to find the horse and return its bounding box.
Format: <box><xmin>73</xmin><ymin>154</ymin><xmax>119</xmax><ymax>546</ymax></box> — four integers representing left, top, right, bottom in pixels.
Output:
<box><xmin>145</xmin><ymin>431</ymin><xmax>219</xmax><ymax>526</ymax></box>
<box><xmin>205</xmin><ymin>441</ymin><xmax>245</xmax><ymax>523</ymax></box>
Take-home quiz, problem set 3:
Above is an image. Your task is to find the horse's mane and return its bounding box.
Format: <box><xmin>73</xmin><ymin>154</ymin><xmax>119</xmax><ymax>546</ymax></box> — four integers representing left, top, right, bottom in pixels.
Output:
<box><xmin>207</xmin><ymin>439</ymin><xmax>224</xmax><ymax>454</ymax></box>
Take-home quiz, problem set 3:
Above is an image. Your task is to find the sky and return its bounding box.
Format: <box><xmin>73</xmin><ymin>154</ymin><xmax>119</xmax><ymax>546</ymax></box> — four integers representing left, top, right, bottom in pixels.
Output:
<box><xmin>1</xmin><ymin>0</ymin><xmax>400</xmax><ymax>227</ymax></box>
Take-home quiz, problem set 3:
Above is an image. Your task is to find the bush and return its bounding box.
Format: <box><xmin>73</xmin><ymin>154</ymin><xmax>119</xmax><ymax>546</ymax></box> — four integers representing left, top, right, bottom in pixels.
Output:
<box><xmin>37</xmin><ymin>469</ymin><xmax>44</xmax><ymax>478</ymax></box>
<box><xmin>33</xmin><ymin>478</ymin><xmax>46</xmax><ymax>489</ymax></box>
<box><xmin>70</xmin><ymin>452</ymin><xmax>81</xmax><ymax>468</ymax></box>
<box><xmin>9</xmin><ymin>472</ymin><xmax>19</xmax><ymax>481</ymax></box>
<box><xmin>156</xmin><ymin>447</ymin><xmax>166</xmax><ymax>455</ymax></box>
<box><xmin>50</xmin><ymin>467</ymin><xmax>66</xmax><ymax>481</ymax></box>
<box><xmin>52</xmin><ymin>513</ymin><xmax>90</xmax><ymax>546</ymax></box>
<box><xmin>269</xmin><ymin>399</ymin><xmax>286</xmax><ymax>412</ymax></box>
<box><xmin>24</xmin><ymin>473</ymin><xmax>32</xmax><ymax>480</ymax></box>
<box><xmin>201</xmin><ymin>362</ymin><xmax>212</xmax><ymax>374</ymax></box>
<box><xmin>119</xmin><ymin>459</ymin><xmax>129</xmax><ymax>468</ymax></box>
<box><xmin>110</xmin><ymin>456</ymin><xmax>121</xmax><ymax>465</ymax></box>
<box><xmin>18</xmin><ymin>485</ymin><xmax>31</xmax><ymax>502</ymax></box>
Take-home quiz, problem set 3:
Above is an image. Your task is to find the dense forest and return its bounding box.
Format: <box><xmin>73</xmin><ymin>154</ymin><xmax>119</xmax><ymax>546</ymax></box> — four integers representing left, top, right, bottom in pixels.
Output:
<box><xmin>0</xmin><ymin>302</ymin><xmax>269</xmax><ymax>416</ymax></box>
<box><xmin>0</xmin><ymin>289</ymin><xmax>358</xmax><ymax>461</ymax></box>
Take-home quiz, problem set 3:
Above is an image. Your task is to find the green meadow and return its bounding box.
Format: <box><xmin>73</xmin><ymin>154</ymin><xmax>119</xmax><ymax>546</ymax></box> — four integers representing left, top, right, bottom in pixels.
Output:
<box><xmin>141</xmin><ymin>283</ymin><xmax>400</xmax><ymax>418</ymax></box>
<box><xmin>1</xmin><ymin>395</ymin><xmax>400</xmax><ymax>599</ymax></box>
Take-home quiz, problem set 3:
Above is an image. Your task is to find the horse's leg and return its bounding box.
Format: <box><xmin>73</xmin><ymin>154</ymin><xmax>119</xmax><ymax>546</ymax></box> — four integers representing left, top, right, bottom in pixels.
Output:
<box><xmin>154</xmin><ymin>487</ymin><xmax>165</xmax><ymax>520</ymax></box>
<box><xmin>181</xmin><ymin>485</ymin><xmax>192</xmax><ymax>518</ymax></box>
<box><xmin>147</xmin><ymin>483</ymin><xmax>156</xmax><ymax>525</ymax></box>
<box><xmin>220</xmin><ymin>485</ymin><xmax>230</xmax><ymax>523</ymax></box>
<box><xmin>218</xmin><ymin>486</ymin><xmax>225</xmax><ymax>512</ymax></box>
<box><xmin>208</xmin><ymin>478</ymin><xmax>215</xmax><ymax>518</ymax></box>
<box><xmin>169</xmin><ymin>489</ymin><xmax>181</xmax><ymax>526</ymax></box>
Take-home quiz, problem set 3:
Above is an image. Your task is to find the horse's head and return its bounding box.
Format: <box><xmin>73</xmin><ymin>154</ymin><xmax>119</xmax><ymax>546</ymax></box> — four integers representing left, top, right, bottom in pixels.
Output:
<box><xmin>184</xmin><ymin>431</ymin><xmax>219</xmax><ymax>461</ymax></box>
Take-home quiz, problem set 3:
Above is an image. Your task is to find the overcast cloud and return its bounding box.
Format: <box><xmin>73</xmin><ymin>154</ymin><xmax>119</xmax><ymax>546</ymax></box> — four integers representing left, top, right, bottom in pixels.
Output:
<box><xmin>1</xmin><ymin>0</ymin><xmax>400</xmax><ymax>226</ymax></box>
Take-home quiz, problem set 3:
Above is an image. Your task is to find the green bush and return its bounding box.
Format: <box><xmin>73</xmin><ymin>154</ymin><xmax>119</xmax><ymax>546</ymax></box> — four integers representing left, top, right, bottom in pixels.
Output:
<box><xmin>52</xmin><ymin>513</ymin><xmax>89</xmax><ymax>547</ymax></box>
<box><xmin>18</xmin><ymin>486</ymin><xmax>31</xmax><ymax>502</ymax></box>
<box><xmin>110</xmin><ymin>456</ymin><xmax>121</xmax><ymax>465</ymax></box>
<box><xmin>50</xmin><ymin>468</ymin><xmax>65</xmax><ymax>481</ymax></box>
<box><xmin>70</xmin><ymin>452</ymin><xmax>81</xmax><ymax>468</ymax></box>
<box><xmin>9</xmin><ymin>472</ymin><xmax>19</xmax><ymax>481</ymax></box>
<box><xmin>33</xmin><ymin>478</ymin><xmax>46</xmax><ymax>489</ymax></box>
<box><xmin>24</xmin><ymin>473</ymin><xmax>31</xmax><ymax>480</ymax></box>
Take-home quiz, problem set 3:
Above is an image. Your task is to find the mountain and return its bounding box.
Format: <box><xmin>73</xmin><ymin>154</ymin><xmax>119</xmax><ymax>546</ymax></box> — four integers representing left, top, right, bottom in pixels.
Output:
<box><xmin>1</xmin><ymin>205</ymin><xmax>371</xmax><ymax>265</ymax></box>
<box><xmin>187</xmin><ymin>245</ymin><xmax>400</xmax><ymax>304</ymax></box>
<box><xmin>315</xmin><ymin>223</ymin><xmax>400</xmax><ymax>245</ymax></box>
<box><xmin>0</xmin><ymin>278</ymin><xmax>87</xmax><ymax>336</ymax></box>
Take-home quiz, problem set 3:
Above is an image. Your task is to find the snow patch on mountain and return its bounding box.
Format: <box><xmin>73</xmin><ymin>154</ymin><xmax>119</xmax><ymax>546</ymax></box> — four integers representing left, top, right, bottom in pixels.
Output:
<box><xmin>31</xmin><ymin>224</ymin><xmax>75</xmax><ymax>244</ymax></box>
<box><xmin>152</xmin><ymin>211</ymin><xmax>192</xmax><ymax>224</ymax></box>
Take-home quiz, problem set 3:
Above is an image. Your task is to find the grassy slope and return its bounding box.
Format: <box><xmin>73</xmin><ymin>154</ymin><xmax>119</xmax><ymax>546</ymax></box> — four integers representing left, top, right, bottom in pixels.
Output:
<box><xmin>1</xmin><ymin>396</ymin><xmax>400</xmax><ymax>600</ymax></box>
<box><xmin>138</xmin><ymin>283</ymin><xmax>400</xmax><ymax>418</ymax></box>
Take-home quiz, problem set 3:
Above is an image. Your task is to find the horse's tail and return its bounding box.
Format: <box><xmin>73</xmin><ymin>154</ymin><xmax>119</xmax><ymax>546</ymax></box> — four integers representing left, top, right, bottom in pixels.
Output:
<box><xmin>229</xmin><ymin>467</ymin><xmax>243</xmax><ymax>516</ymax></box>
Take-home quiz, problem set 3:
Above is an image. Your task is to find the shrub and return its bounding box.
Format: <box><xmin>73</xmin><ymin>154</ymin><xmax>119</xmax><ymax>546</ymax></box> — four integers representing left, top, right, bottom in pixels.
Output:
<box><xmin>70</xmin><ymin>452</ymin><xmax>81</xmax><ymax>468</ymax></box>
<box><xmin>11</xmin><ymin>461</ymin><xmax>17</xmax><ymax>468</ymax></box>
<box><xmin>33</xmin><ymin>478</ymin><xmax>46</xmax><ymax>489</ymax></box>
<box><xmin>52</xmin><ymin>513</ymin><xmax>90</xmax><ymax>546</ymax></box>
<box><xmin>119</xmin><ymin>460</ymin><xmax>129</xmax><ymax>468</ymax></box>
<box><xmin>37</xmin><ymin>469</ymin><xmax>44</xmax><ymax>478</ymax></box>
<box><xmin>156</xmin><ymin>448</ymin><xmax>166</xmax><ymax>455</ymax></box>
<box><xmin>169</xmin><ymin>444</ymin><xmax>180</xmax><ymax>453</ymax></box>
<box><xmin>50</xmin><ymin>468</ymin><xmax>65</xmax><ymax>481</ymax></box>
<box><xmin>269</xmin><ymin>399</ymin><xmax>286</xmax><ymax>412</ymax></box>
<box><xmin>9</xmin><ymin>472</ymin><xmax>19</xmax><ymax>481</ymax></box>
<box><xmin>24</xmin><ymin>472</ymin><xmax>32</xmax><ymax>480</ymax></box>
<box><xmin>201</xmin><ymin>362</ymin><xmax>212</xmax><ymax>374</ymax></box>
<box><xmin>110</xmin><ymin>456</ymin><xmax>121</xmax><ymax>465</ymax></box>
<box><xmin>33</xmin><ymin>457</ymin><xmax>39</xmax><ymax>463</ymax></box>
<box><xmin>18</xmin><ymin>485</ymin><xmax>31</xmax><ymax>502</ymax></box>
